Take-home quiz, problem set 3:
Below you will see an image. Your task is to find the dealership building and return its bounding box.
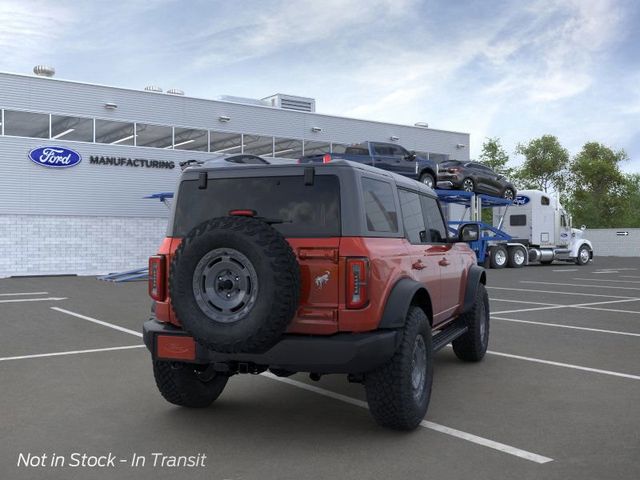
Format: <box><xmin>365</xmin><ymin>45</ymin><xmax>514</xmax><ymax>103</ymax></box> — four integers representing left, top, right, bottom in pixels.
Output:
<box><xmin>0</xmin><ymin>68</ymin><xmax>470</xmax><ymax>278</ymax></box>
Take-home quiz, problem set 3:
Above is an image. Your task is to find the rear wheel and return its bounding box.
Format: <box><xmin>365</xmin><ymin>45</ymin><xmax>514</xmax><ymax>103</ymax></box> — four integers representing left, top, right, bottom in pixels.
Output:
<box><xmin>419</xmin><ymin>172</ymin><xmax>435</xmax><ymax>189</ymax></box>
<box><xmin>153</xmin><ymin>361</ymin><xmax>228</xmax><ymax>408</ymax></box>
<box><xmin>364</xmin><ymin>307</ymin><xmax>432</xmax><ymax>431</ymax></box>
<box><xmin>462</xmin><ymin>178</ymin><xmax>475</xmax><ymax>192</ymax></box>
<box><xmin>507</xmin><ymin>246</ymin><xmax>526</xmax><ymax>268</ymax></box>
<box><xmin>489</xmin><ymin>245</ymin><xmax>508</xmax><ymax>269</ymax></box>
<box><xmin>502</xmin><ymin>187</ymin><xmax>515</xmax><ymax>200</ymax></box>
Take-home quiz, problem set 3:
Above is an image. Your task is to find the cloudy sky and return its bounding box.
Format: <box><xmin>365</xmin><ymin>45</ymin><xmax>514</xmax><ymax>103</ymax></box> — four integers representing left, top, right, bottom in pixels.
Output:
<box><xmin>1</xmin><ymin>0</ymin><xmax>639</xmax><ymax>171</ymax></box>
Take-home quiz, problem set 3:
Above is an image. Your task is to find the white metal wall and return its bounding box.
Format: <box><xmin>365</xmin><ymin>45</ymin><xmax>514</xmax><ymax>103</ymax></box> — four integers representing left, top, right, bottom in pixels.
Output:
<box><xmin>585</xmin><ymin>228</ymin><xmax>640</xmax><ymax>257</ymax></box>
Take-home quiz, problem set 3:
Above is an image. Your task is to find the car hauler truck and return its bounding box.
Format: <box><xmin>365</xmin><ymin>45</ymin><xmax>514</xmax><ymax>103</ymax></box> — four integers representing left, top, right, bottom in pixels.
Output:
<box><xmin>439</xmin><ymin>189</ymin><xmax>593</xmax><ymax>268</ymax></box>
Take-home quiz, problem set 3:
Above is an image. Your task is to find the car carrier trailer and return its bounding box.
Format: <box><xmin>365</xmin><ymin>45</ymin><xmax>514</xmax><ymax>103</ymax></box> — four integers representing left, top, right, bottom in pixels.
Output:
<box><xmin>437</xmin><ymin>189</ymin><xmax>594</xmax><ymax>268</ymax></box>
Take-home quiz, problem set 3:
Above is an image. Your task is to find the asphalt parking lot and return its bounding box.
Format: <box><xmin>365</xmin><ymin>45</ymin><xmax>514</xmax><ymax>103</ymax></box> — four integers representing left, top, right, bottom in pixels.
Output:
<box><xmin>1</xmin><ymin>257</ymin><xmax>639</xmax><ymax>480</ymax></box>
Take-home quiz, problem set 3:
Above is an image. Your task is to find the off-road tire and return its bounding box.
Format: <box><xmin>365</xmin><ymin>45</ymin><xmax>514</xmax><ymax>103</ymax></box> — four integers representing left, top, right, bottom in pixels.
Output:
<box><xmin>452</xmin><ymin>283</ymin><xmax>489</xmax><ymax>362</ymax></box>
<box><xmin>364</xmin><ymin>307</ymin><xmax>432</xmax><ymax>431</ymax></box>
<box><xmin>153</xmin><ymin>361</ymin><xmax>228</xmax><ymax>408</ymax></box>
<box><xmin>507</xmin><ymin>246</ymin><xmax>526</xmax><ymax>268</ymax></box>
<box><xmin>489</xmin><ymin>245</ymin><xmax>508</xmax><ymax>269</ymax></box>
<box><xmin>419</xmin><ymin>172</ymin><xmax>435</xmax><ymax>189</ymax></box>
<box><xmin>170</xmin><ymin>216</ymin><xmax>301</xmax><ymax>353</ymax></box>
<box><xmin>576</xmin><ymin>245</ymin><xmax>591</xmax><ymax>266</ymax></box>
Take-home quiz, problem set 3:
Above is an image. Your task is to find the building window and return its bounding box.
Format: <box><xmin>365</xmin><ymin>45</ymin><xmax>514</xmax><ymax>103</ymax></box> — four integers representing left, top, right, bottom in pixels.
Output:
<box><xmin>95</xmin><ymin>119</ymin><xmax>135</xmax><ymax>145</ymax></box>
<box><xmin>51</xmin><ymin>115</ymin><xmax>93</xmax><ymax>142</ymax></box>
<box><xmin>243</xmin><ymin>134</ymin><xmax>274</xmax><ymax>156</ymax></box>
<box><xmin>331</xmin><ymin>143</ymin><xmax>348</xmax><ymax>154</ymax></box>
<box><xmin>135</xmin><ymin>123</ymin><xmax>172</xmax><ymax>149</ymax></box>
<box><xmin>173</xmin><ymin>127</ymin><xmax>208</xmax><ymax>151</ymax></box>
<box><xmin>304</xmin><ymin>140</ymin><xmax>331</xmax><ymax>156</ymax></box>
<box><xmin>362</xmin><ymin>177</ymin><xmax>398</xmax><ymax>233</ymax></box>
<box><xmin>273</xmin><ymin>137</ymin><xmax>303</xmax><ymax>159</ymax></box>
<box><xmin>4</xmin><ymin>110</ymin><xmax>49</xmax><ymax>138</ymax></box>
<box><xmin>210</xmin><ymin>131</ymin><xmax>243</xmax><ymax>154</ymax></box>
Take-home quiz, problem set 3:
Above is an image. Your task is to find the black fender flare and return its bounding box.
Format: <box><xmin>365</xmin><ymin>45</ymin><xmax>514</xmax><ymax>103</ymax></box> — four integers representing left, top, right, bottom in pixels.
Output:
<box><xmin>419</xmin><ymin>167</ymin><xmax>437</xmax><ymax>181</ymax></box>
<box><xmin>379</xmin><ymin>278</ymin><xmax>433</xmax><ymax>329</ymax></box>
<box><xmin>462</xmin><ymin>265</ymin><xmax>486</xmax><ymax>313</ymax></box>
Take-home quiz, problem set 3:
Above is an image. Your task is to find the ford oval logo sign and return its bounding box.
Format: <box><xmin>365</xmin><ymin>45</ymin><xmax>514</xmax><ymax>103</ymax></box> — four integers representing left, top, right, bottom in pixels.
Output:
<box><xmin>28</xmin><ymin>146</ymin><xmax>82</xmax><ymax>168</ymax></box>
<box><xmin>514</xmin><ymin>195</ymin><xmax>530</xmax><ymax>206</ymax></box>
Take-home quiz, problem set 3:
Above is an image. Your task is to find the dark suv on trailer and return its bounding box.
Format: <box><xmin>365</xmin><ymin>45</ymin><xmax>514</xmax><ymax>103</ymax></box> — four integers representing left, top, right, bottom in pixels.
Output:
<box><xmin>143</xmin><ymin>160</ymin><xmax>489</xmax><ymax>430</ymax></box>
<box><xmin>437</xmin><ymin>160</ymin><xmax>516</xmax><ymax>199</ymax></box>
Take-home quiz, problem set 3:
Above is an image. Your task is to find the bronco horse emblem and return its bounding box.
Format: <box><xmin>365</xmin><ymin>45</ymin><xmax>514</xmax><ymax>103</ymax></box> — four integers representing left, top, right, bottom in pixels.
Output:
<box><xmin>314</xmin><ymin>271</ymin><xmax>330</xmax><ymax>289</ymax></box>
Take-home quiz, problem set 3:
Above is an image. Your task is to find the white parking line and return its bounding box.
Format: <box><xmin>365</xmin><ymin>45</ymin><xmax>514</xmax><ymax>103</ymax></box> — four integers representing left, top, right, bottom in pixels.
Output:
<box><xmin>486</xmin><ymin>350</ymin><xmax>640</xmax><ymax>381</ymax></box>
<box><xmin>0</xmin><ymin>345</ymin><xmax>145</xmax><ymax>362</ymax></box>
<box><xmin>51</xmin><ymin>307</ymin><xmax>142</xmax><ymax>337</ymax></box>
<box><xmin>552</xmin><ymin>269</ymin><xmax>578</xmax><ymax>272</ymax></box>
<box><xmin>521</xmin><ymin>281</ymin><xmax>640</xmax><ymax>291</ymax></box>
<box><xmin>573</xmin><ymin>278</ymin><xmax>640</xmax><ymax>284</ymax></box>
<box><xmin>492</xmin><ymin>316</ymin><xmax>640</xmax><ymax>338</ymax></box>
<box><xmin>492</xmin><ymin>298</ymin><xmax>640</xmax><ymax>315</ymax></box>
<box><xmin>261</xmin><ymin>372</ymin><xmax>553</xmax><ymax>464</ymax></box>
<box><xmin>492</xmin><ymin>298</ymin><xmax>558</xmax><ymax>306</ymax></box>
<box><xmin>488</xmin><ymin>286</ymin><xmax>638</xmax><ymax>299</ymax></box>
<box><xmin>0</xmin><ymin>297</ymin><xmax>67</xmax><ymax>304</ymax></box>
<box><xmin>0</xmin><ymin>292</ymin><xmax>49</xmax><ymax>296</ymax></box>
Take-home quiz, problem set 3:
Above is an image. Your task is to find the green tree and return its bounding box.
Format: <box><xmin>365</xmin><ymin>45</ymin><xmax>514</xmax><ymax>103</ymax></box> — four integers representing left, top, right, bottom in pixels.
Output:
<box><xmin>515</xmin><ymin>135</ymin><xmax>569</xmax><ymax>193</ymax></box>
<box><xmin>566</xmin><ymin>142</ymin><xmax>631</xmax><ymax>228</ymax></box>
<box><xmin>478</xmin><ymin>137</ymin><xmax>514</xmax><ymax>177</ymax></box>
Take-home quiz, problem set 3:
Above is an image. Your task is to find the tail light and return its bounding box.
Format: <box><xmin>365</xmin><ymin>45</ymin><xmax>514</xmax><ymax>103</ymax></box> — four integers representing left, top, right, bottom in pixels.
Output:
<box><xmin>149</xmin><ymin>255</ymin><xmax>166</xmax><ymax>301</ymax></box>
<box><xmin>322</xmin><ymin>153</ymin><xmax>332</xmax><ymax>163</ymax></box>
<box><xmin>346</xmin><ymin>257</ymin><xmax>369</xmax><ymax>309</ymax></box>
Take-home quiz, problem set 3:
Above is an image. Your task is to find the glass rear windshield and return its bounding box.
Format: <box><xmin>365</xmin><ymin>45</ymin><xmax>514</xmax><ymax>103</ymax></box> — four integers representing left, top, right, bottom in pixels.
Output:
<box><xmin>172</xmin><ymin>175</ymin><xmax>341</xmax><ymax>237</ymax></box>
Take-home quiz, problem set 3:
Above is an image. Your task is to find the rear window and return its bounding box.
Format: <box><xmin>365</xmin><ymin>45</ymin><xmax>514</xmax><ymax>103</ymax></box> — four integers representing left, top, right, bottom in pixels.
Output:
<box><xmin>172</xmin><ymin>175</ymin><xmax>340</xmax><ymax>237</ymax></box>
<box><xmin>362</xmin><ymin>177</ymin><xmax>398</xmax><ymax>233</ymax></box>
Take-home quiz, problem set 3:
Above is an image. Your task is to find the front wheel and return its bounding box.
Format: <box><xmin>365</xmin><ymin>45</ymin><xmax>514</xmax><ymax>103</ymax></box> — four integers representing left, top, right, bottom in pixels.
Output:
<box><xmin>452</xmin><ymin>283</ymin><xmax>489</xmax><ymax>362</ymax></box>
<box><xmin>576</xmin><ymin>245</ymin><xmax>591</xmax><ymax>265</ymax></box>
<box><xmin>419</xmin><ymin>172</ymin><xmax>435</xmax><ymax>189</ymax></box>
<box><xmin>364</xmin><ymin>307</ymin><xmax>432</xmax><ymax>431</ymax></box>
<box><xmin>153</xmin><ymin>361</ymin><xmax>228</xmax><ymax>408</ymax></box>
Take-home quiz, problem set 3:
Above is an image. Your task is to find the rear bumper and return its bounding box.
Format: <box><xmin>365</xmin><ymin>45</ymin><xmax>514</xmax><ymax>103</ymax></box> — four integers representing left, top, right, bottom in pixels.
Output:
<box><xmin>143</xmin><ymin>318</ymin><xmax>399</xmax><ymax>374</ymax></box>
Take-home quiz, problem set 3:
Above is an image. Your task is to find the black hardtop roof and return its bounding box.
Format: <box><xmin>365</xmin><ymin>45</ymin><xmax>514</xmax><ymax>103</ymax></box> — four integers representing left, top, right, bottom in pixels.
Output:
<box><xmin>182</xmin><ymin>159</ymin><xmax>436</xmax><ymax>195</ymax></box>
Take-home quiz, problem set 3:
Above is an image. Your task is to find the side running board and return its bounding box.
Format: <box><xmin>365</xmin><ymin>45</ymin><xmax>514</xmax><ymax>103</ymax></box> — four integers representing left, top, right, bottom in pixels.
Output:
<box><xmin>432</xmin><ymin>321</ymin><xmax>468</xmax><ymax>352</ymax></box>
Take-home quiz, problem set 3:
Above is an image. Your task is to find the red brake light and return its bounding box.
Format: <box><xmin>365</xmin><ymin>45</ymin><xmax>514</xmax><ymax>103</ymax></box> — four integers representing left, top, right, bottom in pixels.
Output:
<box><xmin>346</xmin><ymin>257</ymin><xmax>369</xmax><ymax>309</ymax></box>
<box><xmin>229</xmin><ymin>209</ymin><xmax>256</xmax><ymax>217</ymax></box>
<box><xmin>149</xmin><ymin>255</ymin><xmax>166</xmax><ymax>302</ymax></box>
<box><xmin>322</xmin><ymin>153</ymin><xmax>332</xmax><ymax>163</ymax></box>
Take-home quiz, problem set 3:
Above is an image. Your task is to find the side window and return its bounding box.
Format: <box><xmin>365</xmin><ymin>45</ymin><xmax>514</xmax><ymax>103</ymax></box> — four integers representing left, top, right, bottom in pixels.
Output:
<box><xmin>510</xmin><ymin>214</ymin><xmax>527</xmax><ymax>226</ymax></box>
<box><xmin>420</xmin><ymin>195</ymin><xmax>448</xmax><ymax>243</ymax></box>
<box><xmin>541</xmin><ymin>196</ymin><xmax>550</xmax><ymax>206</ymax></box>
<box><xmin>561</xmin><ymin>215</ymin><xmax>567</xmax><ymax>227</ymax></box>
<box><xmin>390</xmin><ymin>145</ymin><xmax>408</xmax><ymax>157</ymax></box>
<box><xmin>362</xmin><ymin>178</ymin><xmax>398</xmax><ymax>233</ymax></box>
<box><xmin>398</xmin><ymin>189</ymin><xmax>426</xmax><ymax>244</ymax></box>
<box><xmin>373</xmin><ymin>144</ymin><xmax>392</xmax><ymax>156</ymax></box>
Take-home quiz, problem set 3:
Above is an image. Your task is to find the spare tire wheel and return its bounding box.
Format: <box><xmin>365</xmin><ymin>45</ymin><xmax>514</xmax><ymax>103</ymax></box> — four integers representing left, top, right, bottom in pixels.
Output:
<box><xmin>169</xmin><ymin>216</ymin><xmax>301</xmax><ymax>353</ymax></box>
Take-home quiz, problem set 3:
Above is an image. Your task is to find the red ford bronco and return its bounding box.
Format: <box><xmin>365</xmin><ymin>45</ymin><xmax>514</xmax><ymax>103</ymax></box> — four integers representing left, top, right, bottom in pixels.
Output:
<box><xmin>143</xmin><ymin>160</ymin><xmax>489</xmax><ymax>430</ymax></box>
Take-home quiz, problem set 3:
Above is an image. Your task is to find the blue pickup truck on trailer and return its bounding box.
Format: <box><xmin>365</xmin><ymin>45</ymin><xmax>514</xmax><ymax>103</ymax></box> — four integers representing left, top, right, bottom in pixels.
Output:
<box><xmin>299</xmin><ymin>141</ymin><xmax>439</xmax><ymax>188</ymax></box>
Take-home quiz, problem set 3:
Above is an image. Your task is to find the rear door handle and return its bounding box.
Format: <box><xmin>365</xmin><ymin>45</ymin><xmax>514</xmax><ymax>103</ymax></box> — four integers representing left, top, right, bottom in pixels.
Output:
<box><xmin>412</xmin><ymin>260</ymin><xmax>426</xmax><ymax>270</ymax></box>
<box><xmin>439</xmin><ymin>258</ymin><xmax>450</xmax><ymax>267</ymax></box>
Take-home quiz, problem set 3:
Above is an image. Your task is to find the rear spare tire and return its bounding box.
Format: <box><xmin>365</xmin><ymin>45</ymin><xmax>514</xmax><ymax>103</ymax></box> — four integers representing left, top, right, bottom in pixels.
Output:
<box><xmin>170</xmin><ymin>216</ymin><xmax>301</xmax><ymax>353</ymax></box>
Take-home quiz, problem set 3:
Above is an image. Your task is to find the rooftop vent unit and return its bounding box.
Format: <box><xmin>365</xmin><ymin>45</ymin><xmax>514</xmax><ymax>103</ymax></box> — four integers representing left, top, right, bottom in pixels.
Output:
<box><xmin>33</xmin><ymin>65</ymin><xmax>55</xmax><ymax>77</ymax></box>
<box><xmin>167</xmin><ymin>88</ymin><xmax>184</xmax><ymax>96</ymax></box>
<box><xmin>262</xmin><ymin>94</ymin><xmax>316</xmax><ymax>113</ymax></box>
<box><xmin>144</xmin><ymin>85</ymin><xmax>163</xmax><ymax>93</ymax></box>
